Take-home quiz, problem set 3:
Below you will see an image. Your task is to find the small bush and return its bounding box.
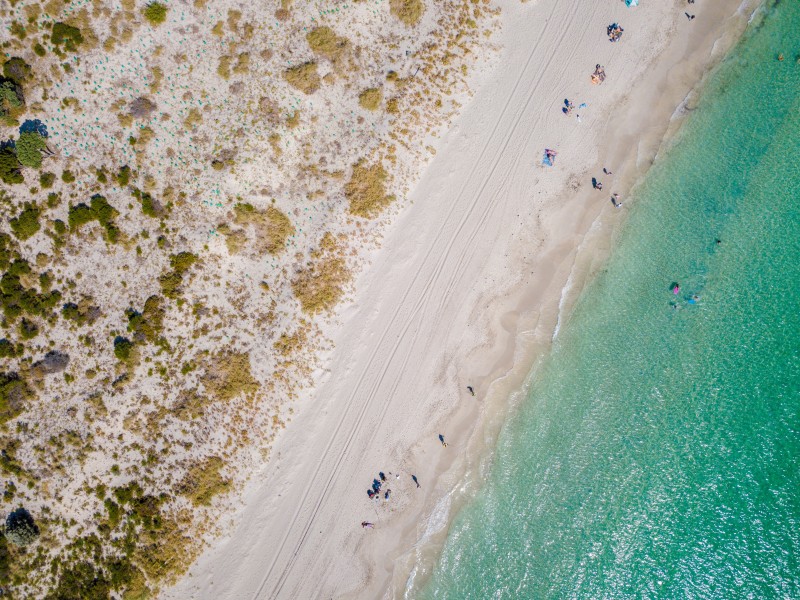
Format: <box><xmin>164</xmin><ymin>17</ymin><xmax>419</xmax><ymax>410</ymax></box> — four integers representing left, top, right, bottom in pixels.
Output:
<box><xmin>2</xmin><ymin>58</ymin><xmax>32</xmax><ymax>84</ymax></box>
<box><xmin>116</xmin><ymin>165</ymin><xmax>132</xmax><ymax>187</ymax></box>
<box><xmin>61</xmin><ymin>169</ymin><xmax>75</xmax><ymax>183</ymax></box>
<box><xmin>179</xmin><ymin>457</ymin><xmax>230</xmax><ymax>506</ymax></box>
<box><xmin>144</xmin><ymin>2</ymin><xmax>168</xmax><ymax>25</ymax></box>
<box><xmin>283</xmin><ymin>62</ymin><xmax>320</xmax><ymax>95</ymax></box>
<box><xmin>359</xmin><ymin>87</ymin><xmax>382</xmax><ymax>111</ymax></box>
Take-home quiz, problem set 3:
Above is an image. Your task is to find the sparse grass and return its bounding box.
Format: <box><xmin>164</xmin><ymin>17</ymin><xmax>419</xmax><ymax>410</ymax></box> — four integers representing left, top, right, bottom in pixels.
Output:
<box><xmin>292</xmin><ymin>233</ymin><xmax>351</xmax><ymax>314</ymax></box>
<box><xmin>359</xmin><ymin>87</ymin><xmax>382</xmax><ymax>111</ymax></box>
<box><xmin>284</xmin><ymin>62</ymin><xmax>320</xmax><ymax>95</ymax></box>
<box><xmin>345</xmin><ymin>161</ymin><xmax>394</xmax><ymax>218</ymax></box>
<box><xmin>390</xmin><ymin>0</ymin><xmax>425</xmax><ymax>26</ymax></box>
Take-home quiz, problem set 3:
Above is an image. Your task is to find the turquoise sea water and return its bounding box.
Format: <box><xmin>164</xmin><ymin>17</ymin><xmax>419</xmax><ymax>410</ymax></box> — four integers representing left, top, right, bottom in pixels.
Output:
<box><xmin>421</xmin><ymin>2</ymin><xmax>800</xmax><ymax>598</ymax></box>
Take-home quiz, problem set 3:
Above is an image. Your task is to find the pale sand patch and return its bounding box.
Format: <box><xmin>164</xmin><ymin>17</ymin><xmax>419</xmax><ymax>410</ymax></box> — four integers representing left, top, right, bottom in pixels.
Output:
<box><xmin>165</xmin><ymin>0</ymin><xmax>758</xmax><ymax>598</ymax></box>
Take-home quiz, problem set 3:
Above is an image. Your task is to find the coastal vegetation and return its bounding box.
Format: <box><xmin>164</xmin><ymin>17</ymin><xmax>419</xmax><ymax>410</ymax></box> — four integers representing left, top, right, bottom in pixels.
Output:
<box><xmin>0</xmin><ymin>0</ymin><xmax>499</xmax><ymax>594</ymax></box>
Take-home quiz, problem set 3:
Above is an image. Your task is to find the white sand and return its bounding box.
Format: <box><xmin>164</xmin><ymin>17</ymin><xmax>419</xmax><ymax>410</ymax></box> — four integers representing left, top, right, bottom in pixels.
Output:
<box><xmin>165</xmin><ymin>0</ymin><xmax>754</xmax><ymax>597</ymax></box>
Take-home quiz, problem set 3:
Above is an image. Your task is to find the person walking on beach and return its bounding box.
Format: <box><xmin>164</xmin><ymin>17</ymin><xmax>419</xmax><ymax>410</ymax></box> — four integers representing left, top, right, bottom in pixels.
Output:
<box><xmin>412</xmin><ymin>475</ymin><xmax>420</xmax><ymax>488</ymax></box>
<box><xmin>439</xmin><ymin>434</ymin><xmax>448</xmax><ymax>447</ymax></box>
<box><xmin>467</xmin><ymin>385</ymin><xmax>475</xmax><ymax>397</ymax></box>
<box><xmin>685</xmin><ymin>12</ymin><xmax>695</xmax><ymax>20</ymax></box>
<box><xmin>603</xmin><ymin>167</ymin><xmax>612</xmax><ymax>175</ymax></box>
<box><xmin>611</xmin><ymin>193</ymin><xmax>621</xmax><ymax>208</ymax></box>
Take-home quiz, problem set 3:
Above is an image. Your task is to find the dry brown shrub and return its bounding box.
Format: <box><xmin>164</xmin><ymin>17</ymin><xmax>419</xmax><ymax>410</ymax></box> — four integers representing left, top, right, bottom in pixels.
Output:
<box><xmin>202</xmin><ymin>352</ymin><xmax>259</xmax><ymax>402</ymax></box>
<box><xmin>306</xmin><ymin>26</ymin><xmax>349</xmax><ymax>65</ymax></box>
<box><xmin>390</xmin><ymin>0</ymin><xmax>424</xmax><ymax>26</ymax></box>
<box><xmin>292</xmin><ymin>233</ymin><xmax>351</xmax><ymax>314</ymax></box>
<box><xmin>233</xmin><ymin>203</ymin><xmax>295</xmax><ymax>255</ymax></box>
<box><xmin>345</xmin><ymin>161</ymin><xmax>394</xmax><ymax>218</ymax></box>
<box><xmin>179</xmin><ymin>456</ymin><xmax>230</xmax><ymax>506</ymax></box>
<box><xmin>283</xmin><ymin>62</ymin><xmax>320</xmax><ymax>95</ymax></box>
<box><xmin>359</xmin><ymin>87</ymin><xmax>382</xmax><ymax>111</ymax></box>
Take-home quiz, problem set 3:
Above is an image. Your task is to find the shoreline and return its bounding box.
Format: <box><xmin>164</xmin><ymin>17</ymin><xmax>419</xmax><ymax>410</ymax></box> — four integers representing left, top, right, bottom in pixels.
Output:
<box><xmin>164</xmin><ymin>0</ymin><xmax>759</xmax><ymax>598</ymax></box>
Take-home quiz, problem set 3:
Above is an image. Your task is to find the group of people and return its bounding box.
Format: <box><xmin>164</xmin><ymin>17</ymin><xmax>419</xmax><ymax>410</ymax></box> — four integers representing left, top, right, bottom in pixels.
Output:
<box><xmin>592</xmin><ymin>169</ymin><xmax>622</xmax><ymax>207</ymax></box>
<box><xmin>607</xmin><ymin>23</ymin><xmax>624</xmax><ymax>42</ymax></box>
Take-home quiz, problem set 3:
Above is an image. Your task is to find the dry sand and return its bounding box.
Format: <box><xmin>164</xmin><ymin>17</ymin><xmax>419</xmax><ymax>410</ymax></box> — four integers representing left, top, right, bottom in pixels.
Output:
<box><xmin>166</xmin><ymin>0</ymin><xmax>756</xmax><ymax>598</ymax></box>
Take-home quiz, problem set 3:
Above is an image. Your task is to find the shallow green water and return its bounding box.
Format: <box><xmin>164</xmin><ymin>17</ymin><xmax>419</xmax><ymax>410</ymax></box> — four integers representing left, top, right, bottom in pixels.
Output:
<box><xmin>421</xmin><ymin>2</ymin><xmax>800</xmax><ymax>598</ymax></box>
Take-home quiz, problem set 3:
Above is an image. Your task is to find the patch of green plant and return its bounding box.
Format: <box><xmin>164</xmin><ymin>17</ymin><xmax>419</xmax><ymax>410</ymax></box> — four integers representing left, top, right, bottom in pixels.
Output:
<box><xmin>143</xmin><ymin>2</ymin><xmax>168</xmax><ymax>25</ymax></box>
<box><xmin>131</xmin><ymin>187</ymin><xmax>160</xmax><ymax>218</ymax></box>
<box><xmin>0</xmin><ymin>339</ymin><xmax>22</xmax><ymax>358</ymax></box>
<box><xmin>68</xmin><ymin>195</ymin><xmax>120</xmax><ymax>243</ymax></box>
<box><xmin>115</xmin><ymin>165</ymin><xmax>132</xmax><ymax>187</ymax></box>
<box><xmin>126</xmin><ymin>295</ymin><xmax>165</xmax><ymax>343</ymax></box>
<box><xmin>9</xmin><ymin>202</ymin><xmax>41</xmax><ymax>240</ymax></box>
<box><xmin>201</xmin><ymin>352</ymin><xmax>259</xmax><ymax>402</ymax></box>
<box><xmin>160</xmin><ymin>252</ymin><xmax>198</xmax><ymax>299</ymax></box>
<box><xmin>18</xmin><ymin>317</ymin><xmax>38</xmax><ymax>339</ymax></box>
<box><xmin>33</xmin><ymin>43</ymin><xmax>46</xmax><ymax>57</ymax></box>
<box><xmin>1</xmin><ymin>258</ymin><xmax>62</xmax><ymax>321</ymax></box>
<box><xmin>0</xmin><ymin>148</ymin><xmax>23</xmax><ymax>185</ymax></box>
<box><xmin>345</xmin><ymin>161</ymin><xmax>394</xmax><ymax>218</ymax></box>
<box><xmin>16</xmin><ymin>131</ymin><xmax>48</xmax><ymax>168</ymax></box>
<box><xmin>51</xmin><ymin>22</ymin><xmax>83</xmax><ymax>53</ymax></box>
<box><xmin>5</xmin><ymin>508</ymin><xmax>38</xmax><ymax>547</ymax></box>
<box><xmin>306</xmin><ymin>26</ymin><xmax>349</xmax><ymax>64</ymax></box>
<box><xmin>61</xmin><ymin>169</ymin><xmax>75</xmax><ymax>183</ymax></box>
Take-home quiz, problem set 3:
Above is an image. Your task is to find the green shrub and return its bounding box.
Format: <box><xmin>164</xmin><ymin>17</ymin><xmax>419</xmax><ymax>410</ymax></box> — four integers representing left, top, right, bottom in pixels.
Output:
<box><xmin>9</xmin><ymin>202</ymin><xmax>40</xmax><ymax>240</ymax></box>
<box><xmin>144</xmin><ymin>2</ymin><xmax>168</xmax><ymax>25</ymax></box>
<box><xmin>18</xmin><ymin>318</ymin><xmax>38</xmax><ymax>339</ymax></box>
<box><xmin>115</xmin><ymin>165</ymin><xmax>132</xmax><ymax>187</ymax></box>
<box><xmin>67</xmin><ymin>196</ymin><xmax>120</xmax><ymax>243</ymax></box>
<box><xmin>0</xmin><ymin>148</ymin><xmax>23</xmax><ymax>185</ymax></box>
<box><xmin>0</xmin><ymin>372</ymin><xmax>31</xmax><ymax>424</ymax></box>
<box><xmin>0</xmin><ymin>339</ymin><xmax>20</xmax><ymax>358</ymax></box>
<box><xmin>61</xmin><ymin>169</ymin><xmax>75</xmax><ymax>183</ymax></box>
<box><xmin>0</xmin><ymin>80</ymin><xmax>23</xmax><ymax>111</ymax></box>
<box><xmin>39</xmin><ymin>171</ymin><xmax>55</xmax><ymax>188</ymax></box>
<box><xmin>54</xmin><ymin>219</ymin><xmax>66</xmax><ymax>235</ymax></box>
<box><xmin>283</xmin><ymin>62</ymin><xmax>320</xmax><ymax>95</ymax></box>
<box><xmin>113</xmin><ymin>336</ymin><xmax>133</xmax><ymax>361</ymax></box>
<box><xmin>51</xmin><ymin>22</ymin><xmax>83</xmax><ymax>52</ymax></box>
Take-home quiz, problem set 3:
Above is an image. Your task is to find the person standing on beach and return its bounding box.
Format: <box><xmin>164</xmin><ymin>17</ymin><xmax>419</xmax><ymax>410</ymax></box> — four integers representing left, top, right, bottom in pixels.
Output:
<box><xmin>439</xmin><ymin>434</ymin><xmax>448</xmax><ymax>447</ymax></box>
<box><xmin>467</xmin><ymin>386</ymin><xmax>475</xmax><ymax>396</ymax></box>
<box><xmin>412</xmin><ymin>475</ymin><xmax>420</xmax><ymax>488</ymax></box>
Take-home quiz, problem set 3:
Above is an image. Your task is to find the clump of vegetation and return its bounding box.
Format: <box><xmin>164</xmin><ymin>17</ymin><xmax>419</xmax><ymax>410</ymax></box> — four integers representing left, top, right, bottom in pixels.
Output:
<box><xmin>283</xmin><ymin>62</ymin><xmax>320</xmax><ymax>95</ymax></box>
<box><xmin>67</xmin><ymin>195</ymin><xmax>120</xmax><ymax>243</ymax></box>
<box><xmin>160</xmin><ymin>251</ymin><xmax>199</xmax><ymax>299</ymax></box>
<box><xmin>5</xmin><ymin>508</ymin><xmax>38</xmax><ymax>547</ymax></box>
<box><xmin>9</xmin><ymin>202</ymin><xmax>41</xmax><ymax>240</ymax></box>
<box><xmin>1</xmin><ymin>258</ymin><xmax>62</xmax><ymax>321</ymax></box>
<box><xmin>292</xmin><ymin>232</ymin><xmax>351</xmax><ymax>314</ymax></box>
<box><xmin>232</xmin><ymin>203</ymin><xmax>294</xmax><ymax>255</ymax></box>
<box><xmin>39</xmin><ymin>171</ymin><xmax>55</xmax><ymax>188</ymax></box>
<box><xmin>126</xmin><ymin>295</ymin><xmax>165</xmax><ymax>342</ymax></box>
<box><xmin>3</xmin><ymin>57</ymin><xmax>32</xmax><ymax>84</ymax></box>
<box><xmin>61</xmin><ymin>296</ymin><xmax>100</xmax><ymax>326</ymax></box>
<box><xmin>0</xmin><ymin>148</ymin><xmax>23</xmax><ymax>185</ymax></box>
<box><xmin>0</xmin><ymin>339</ymin><xmax>22</xmax><ymax>358</ymax></box>
<box><xmin>179</xmin><ymin>457</ymin><xmax>230</xmax><ymax>506</ymax></box>
<box><xmin>201</xmin><ymin>352</ymin><xmax>258</xmax><ymax>402</ymax></box>
<box><xmin>306</xmin><ymin>27</ymin><xmax>349</xmax><ymax>65</ymax></box>
<box><xmin>390</xmin><ymin>0</ymin><xmax>425</xmax><ymax>26</ymax></box>
<box><xmin>15</xmin><ymin>131</ymin><xmax>48</xmax><ymax>168</ymax></box>
<box><xmin>132</xmin><ymin>187</ymin><xmax>162</xmax><ymax>218</ymax></box>
<box><xmin>0</xmin><ymin>372</ymin><xmax>32</xmax><ymax>425</ymax></box>
<box><xmin>113</xmin><ymin>336</ymin><xmax>133</xmax><ymax>361</ymax></box>
<box><xmin>143</xmin><ymin>2</ymin><xmax>168</xmax><ymax>25</ymax></box>
<box><xmin>359</xmin><ymin>87</ymin><xmax>382</xmax><ymax>111</ymax></box>
<box><xmin>51</xmin><ymin>22</ymin><xmax>84</xmax><ymax>52</ymax></box>
<box><xmin>344</xmin><ymin>161</ymin><xmax>394</xmax><ymax>218</ymax></box>
<box><xmin>115</xmin><ymin>165</ymin><xmax>132</xmax><ymax>187</ymax></box>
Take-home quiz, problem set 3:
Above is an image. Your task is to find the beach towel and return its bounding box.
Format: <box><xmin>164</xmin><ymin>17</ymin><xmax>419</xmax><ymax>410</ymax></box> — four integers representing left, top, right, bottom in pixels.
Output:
<box><xmin>625</xmin><ymin>0</ymin><xmax>639</xmax><ymax>6</ymax></box>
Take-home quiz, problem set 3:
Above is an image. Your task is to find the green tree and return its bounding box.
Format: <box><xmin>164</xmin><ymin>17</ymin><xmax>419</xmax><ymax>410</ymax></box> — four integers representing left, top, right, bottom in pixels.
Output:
<box><xmin>16</xmin><ymin>131</ymin><xmax>47</xmax><ymax>168</ymax></box>
<box><xmin>5</xmin><ymin>508</ymin><xmax>38</xmax><ymax>547</ymax></box>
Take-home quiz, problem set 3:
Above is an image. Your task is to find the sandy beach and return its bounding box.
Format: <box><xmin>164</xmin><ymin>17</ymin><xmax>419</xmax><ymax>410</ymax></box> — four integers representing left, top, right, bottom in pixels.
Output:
<box><xmin>165</xmin><ymin>0</ymin><xmax>755</xmax><ymax>598</ymax></box>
